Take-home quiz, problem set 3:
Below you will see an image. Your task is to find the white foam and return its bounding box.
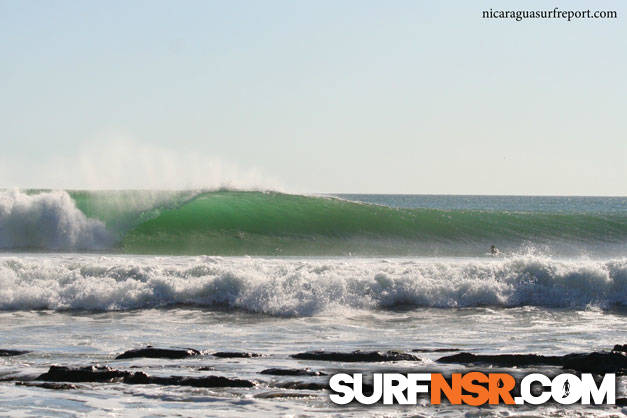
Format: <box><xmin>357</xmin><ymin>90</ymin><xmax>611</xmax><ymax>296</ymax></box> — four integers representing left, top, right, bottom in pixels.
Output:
<box><xmin>0</xmin><ymin>255</ymin><xmax>624</xmax><ymax>315</ymax></box>
<box><xmin>0</xmin><ymin>190</ymin><xmax>112</xmax><ymax>250</ymax></box>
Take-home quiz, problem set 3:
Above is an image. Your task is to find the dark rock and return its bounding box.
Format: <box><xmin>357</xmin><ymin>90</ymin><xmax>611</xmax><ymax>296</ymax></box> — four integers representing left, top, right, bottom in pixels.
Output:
<box><xmin>115</xmin><ymin>347</ymin><xmax>201</xmax><ymax>360</ymax></box>
<box><xmin>437</xmin><ymin>350</ymin><xmax>626</xmax><ymax>374</ymax></box>
<box><xmin>260</xmin><ymin>368</ymin><xmax>326</xmax><ymax>376</ymax></box>
<box><xmin>291</xmin><ymin>350</ymin><xmax>420</xmax><ymax>362</ymax></box>
<box><xmin>37</xmin><ymin>365</ymin><xmax>254</xmax><ymax>388</ymax></box>
<box><xmin>437</xmin><ymin>352</ymin><xmax>563</xmax><ymax>367</ymax></box>
<box><xmin>562</xmin><ymin>352</ymin><xmax>627</xmax><ymax>374</ymax></box>
<box><xmin>16</xmin><ymin>381</ymin><xmax>79</xmax><ymax>390</ymax></box>
<box><xmin>212</xmin><ymin>352</ymin><xmax>262</xmax><ymax>358</ymax></box>
<box><xmin>255</xmin><ymin>391</ymin><xmax>318</xmax><ymax>399</ymax></box>
<box><xmin>276</xmin><ymin>381</ymin><xmax>329</xmax><ymax>391</ymax></box>
<box><xmin>180</xmin><ymin>376</ymin><xmax>253</xmax><ymax>388</ymax></box>
<box><xmin>0</xmin><ymin>349</ymin><xmax>30</xmax><ymax>356</ymax></box>
<box><xmin>612</xmin><ymin>344</ymin><xmax>627</xmax><ymax>354</ymax></box>
<box><xmin>122</xmin><ymin>371</ymin><xmax>150</xmax><ymax>384</ymax></box>
<box><xmin>38</xmin><ymin>365</ymin><xmax>128</xmax><ymax>382</ymax></box>
<box><xmin>412</xmin><ymin>348</ymin><xmax>460</xmax><ymax>353</ymax></box>
<box><xmin>124</xmin><ymin>372</ymin><xmax>255</xmax><ymax>388</ymax></box>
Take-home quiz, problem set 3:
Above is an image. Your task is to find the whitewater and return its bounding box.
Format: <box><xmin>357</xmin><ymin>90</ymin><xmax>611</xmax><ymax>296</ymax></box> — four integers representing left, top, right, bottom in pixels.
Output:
<box><xmin>1</xmin><ymin>255</ymin><xmax>625</xmax><ymax>314</ymax></box>
<box><xmin>0</xmin><ymin>190</ymin><xmax>625</xmax><ymax>416</ymax></box>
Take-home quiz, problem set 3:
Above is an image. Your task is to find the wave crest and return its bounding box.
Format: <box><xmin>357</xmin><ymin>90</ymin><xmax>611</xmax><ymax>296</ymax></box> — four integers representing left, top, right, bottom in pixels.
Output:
<box><xmin>0</xmin><ymin>190</ymin><xmax>624</xmax><ymax>256</ymax></box>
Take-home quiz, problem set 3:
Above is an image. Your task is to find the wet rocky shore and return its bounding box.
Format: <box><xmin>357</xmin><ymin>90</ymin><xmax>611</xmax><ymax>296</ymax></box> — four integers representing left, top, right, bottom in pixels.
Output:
<box><xmin>1</xmin><ymin>344</ymin><xmax>624</xmax><ymax>402</ymax></box>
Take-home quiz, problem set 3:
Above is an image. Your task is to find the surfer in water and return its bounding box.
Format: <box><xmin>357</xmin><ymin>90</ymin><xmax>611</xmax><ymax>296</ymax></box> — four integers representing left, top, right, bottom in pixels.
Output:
<box><xmin>563</xmin><ymin>379</ymin><xmax>570</xmax><ymax>397</ymax></box>
<box><xmin>489</xmin><ymin>245</ymin><xmax>499</xmax><ymax>256</ymax></box>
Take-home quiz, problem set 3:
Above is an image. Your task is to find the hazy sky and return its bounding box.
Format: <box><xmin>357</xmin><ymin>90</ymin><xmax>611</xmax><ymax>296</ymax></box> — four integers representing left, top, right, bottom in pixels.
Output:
<box><xmin>1</xmin><ymin>0</ymin><xmax>625</xmax><ymax>194</ymax></box>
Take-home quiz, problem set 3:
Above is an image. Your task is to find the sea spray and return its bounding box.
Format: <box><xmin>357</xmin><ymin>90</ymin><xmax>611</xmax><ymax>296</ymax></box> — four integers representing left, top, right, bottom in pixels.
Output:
<box><xmin>0</xmin><ymin>190</ymin><xmax>112</xmax><ymax>250</ymax></box>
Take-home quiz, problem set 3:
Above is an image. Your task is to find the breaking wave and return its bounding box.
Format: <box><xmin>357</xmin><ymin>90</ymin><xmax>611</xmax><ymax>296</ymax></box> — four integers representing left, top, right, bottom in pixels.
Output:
<box><xmin>0</xmin><ymin>189</ymin><xmax>625</xmax><ymax>256</ymax></box>
<box><xmin>0</xmin><ymin>255</ymin><xmax>624</xmax><ymax>315</ymax></box>
<box><xmin>0</xmin><ymin>190</ymin><xmax>112</xmax><ymax>250</ymax></box>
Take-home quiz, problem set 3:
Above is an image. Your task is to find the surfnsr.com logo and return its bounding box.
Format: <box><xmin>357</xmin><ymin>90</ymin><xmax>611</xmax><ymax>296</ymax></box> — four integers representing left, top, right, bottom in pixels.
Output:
<box><xmin>329</xmin><ymin>372</ymin><xmax>616</xmax><ymax>405</ymax></box>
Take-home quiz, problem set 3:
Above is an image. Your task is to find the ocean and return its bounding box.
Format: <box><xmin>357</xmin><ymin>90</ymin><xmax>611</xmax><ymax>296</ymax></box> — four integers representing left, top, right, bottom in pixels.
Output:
<box><xmin>0</xmin><ymin>189</ymin><xmax>625</xmax><ymax>416</ymax></box>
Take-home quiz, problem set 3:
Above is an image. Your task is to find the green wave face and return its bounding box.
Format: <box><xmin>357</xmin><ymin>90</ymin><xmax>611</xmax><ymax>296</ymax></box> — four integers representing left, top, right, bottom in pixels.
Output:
<box><xmin>70</xmin><ymin>190</ymin><xmax>198</xmax><ymax>237</ymax></box>
<box><xmin>116</xmin><ymin>191</ymin><xmax>627</xmax><ymax>256</ymax></box>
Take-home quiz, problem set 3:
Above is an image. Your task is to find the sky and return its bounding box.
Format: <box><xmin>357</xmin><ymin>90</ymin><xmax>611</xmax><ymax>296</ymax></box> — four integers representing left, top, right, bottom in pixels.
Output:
<box><xmin>1</xmin><ymin>0</ymin><xmax>625</xmax><ymax>195</ymax></box>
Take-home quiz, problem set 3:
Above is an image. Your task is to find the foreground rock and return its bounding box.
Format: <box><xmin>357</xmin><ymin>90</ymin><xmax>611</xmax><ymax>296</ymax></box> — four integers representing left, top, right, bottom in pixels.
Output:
<box><xmin>613</xmin><ymin>344</ymin><xmax>627</xmax><ymax>354</ymax></box>
<box><xmin>437</xmin><ymin>348</ymin><xmax>626</xmax><ymax>374</ymax></box>
<box><xmin>116</xmin><ymin>347</ymin><xmax>201</xmax><ymax>360</ymax></box>
<box><xmin>276</xmin><ymin>381</ymin><xmax>328</xmax><ymax>391</ymax></box>
<box><xmin>16</xmin><ymin>382</ymin><xmax>79</xmax><ymax>390</ymax></box>
<box><xmin>212</xmin><ymin>352</ymin><xmax>262</xmax><ymax>358</ymax></box>
<box><xmin>38</xmin><ymin>366</ymin><xmax>125</xmax><ymax>382</ymax></box>
<box><xmin>437</xmin><ymin>353</ymin><xmax>563</xmax><ymax>368</ymax></box>
<box><xmin>255</xmin><ymin>391</ymin><xmax>319</xmax><ymax>399</ymax></box>
<box><xmin>38</xmin><ymin>366</ymin><xmax>254</xmax><ymax>388</ymax></box>
<box><xmin>291</xmin><ymin>350</ymin><xmax>420</xmax><ymax>362</ymax></box>
<box><xmin>562</xmin><ymin>352</ymin><xmax>627</xmax><ymax>374</ymax></box>
<box><xmin>260</xmin><ymin>368</ymin><xmax>326</xmax><ymax>376</ymax></box>
<box><xmin>0</xmin><ymin>349</ymin><xmax>30</xmax><ymax>357</ymax></box>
